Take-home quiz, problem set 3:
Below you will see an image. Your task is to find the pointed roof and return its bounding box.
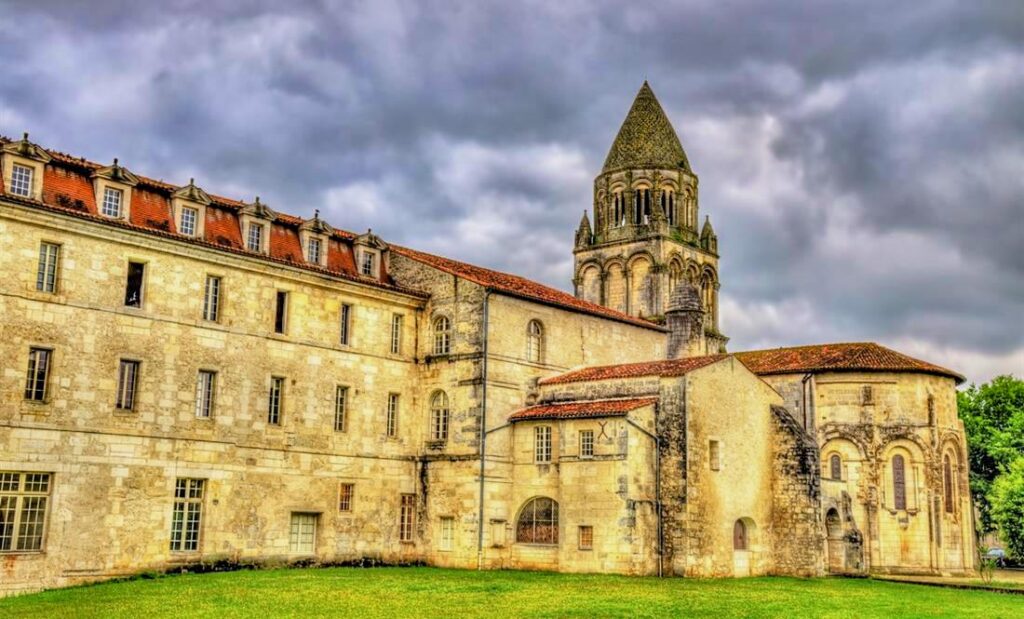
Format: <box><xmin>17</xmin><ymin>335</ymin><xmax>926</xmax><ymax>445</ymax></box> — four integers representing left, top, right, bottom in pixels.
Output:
<box><xmin>602</xmin><ymin>81</ymin><xmax>690</xmax><ymax>173</ymax></box>
<box><xmin>701</xmin><ymin>215</ymin><xmax>716</xmax><ymax>238</ymax></box>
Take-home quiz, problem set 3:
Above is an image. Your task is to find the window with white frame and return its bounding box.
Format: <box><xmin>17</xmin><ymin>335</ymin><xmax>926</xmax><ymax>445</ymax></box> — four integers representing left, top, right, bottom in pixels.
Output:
<box><xmin>580</xmin><ymin>430</ymin><xmax>594</xmax><ymax>459</ymax></box>
<box><xmin>36</xmin><ymin>242</ymin><xmax>60</xmax><ymax>293</ymax></box>
<box><xmin>169</xmin><ymin>478</ymin><xmax>204</xmax><ymax>552</ymax></box>
<box><xmin>390</xmin><ymin>314</ymin><xmax>403</xmax><ymax>355</ymax></box>
<box><xmin>439</xmin><ymin>516</ymin><xmax>455</xmax><ymax>551</ymax></box>
<box><xmin>203</xmin><ymin>275</ymin><xmax>221</xmax><ymax>322</ymax></box>
<box><xmin>526</xmin><ymin>320</ymin><xmax>544</xmax><ymax>363</ymax></box>
<box><xmin>430</xmin><ymin>391</ymin><xmax>449</xmax><ymax>442</ymax></box>
<box><xmin>116</xmin><ymin>359</ymin><xmax>140</xmax><ymax>410</ymax></box>
<box><xmin>0</xmin><ymin>471</ymin><xmax>52</xmax><ymax>552</ymax></box>
<box><xmin>24</xmin><ymin>347</ymin><xmax>51</xmax><ymax>402</ymax></box>
<box><xmin>268</xmin><ymin>377</ymin><xmax>284</xmax><ymax>425</ymax></box>
<box><xmin>307</xmin><ymin>237</ymin><xmax>322</xmax><ymax>264</ymax></box>
<box><xmin>10</xmin><ymin>163</ymin><xmax>33</xmax><ymax>198</ymax></box>
<box><xmin>246</xmin><ymin>223</ymin><xmax>264</xmax><ymax>252</ymax></box>
<box><xmin>101</xmin><ymin>186</ymin><xmax>124</xmax><ymax>218</ymax></box>
<box><xmin>339</xmin><ymin>304</ymin><xmax>352</xmax><ymax>345</ymax></box>
<box><xmin>180</xmin><ymin>206</ymin><xmax>198</xmax><ymax>237</ymax></box>
<box><xmin>535</xmin><ymin>426</ymin><xmax>552</xmax><ymax>463</ymax></box>
<box><xmin>195</xmin><ymin>370</ymin><xmax>216</xmax><ymax>419</ymax></box>
<box><xmin>360</xmin><ymin>251</ymin><xmax>375</xmax><ymax>276</ymax></box>
<box><xmin>386</xmin><ymin>393</ymin><xmax>400</xmax><ymax>437</ymax></box>
<box><xmin>399</xmin><ymin>494</ymin><xmax>415</xmax><ymax>542</ymax></box>
<box><xmin>289</xmin><ymin>512</ymin><xmax>317</xmax><ymax>554</ymax></box>
<box><xmin>334</xmin><ymin>386</ymin><xmax>348</xmax><ymax>432</ymax></box>
<box><xmin>433</xmin><ymin>315</ymin><xmax>451</xmax><ymax>355</ymax></box>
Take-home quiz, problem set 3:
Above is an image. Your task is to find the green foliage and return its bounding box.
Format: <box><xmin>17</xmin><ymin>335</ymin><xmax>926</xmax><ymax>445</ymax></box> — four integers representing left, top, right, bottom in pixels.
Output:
<box><xmin>958</xmin><ymin>375</ymin><xmax>1024</xmax><ymax>531</ymax></box>
<box><xmin>990</xmin><ymin>457</ymin><xmax>1024</xmax><ymax>558</ymax></box>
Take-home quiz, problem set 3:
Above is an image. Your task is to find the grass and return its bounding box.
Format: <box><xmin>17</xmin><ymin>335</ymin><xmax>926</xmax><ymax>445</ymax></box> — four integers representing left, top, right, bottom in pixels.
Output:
<box><xmin>1</xmin><ymin>567</ymin><xmax>1022</xmax><ymax>618</ymax></box>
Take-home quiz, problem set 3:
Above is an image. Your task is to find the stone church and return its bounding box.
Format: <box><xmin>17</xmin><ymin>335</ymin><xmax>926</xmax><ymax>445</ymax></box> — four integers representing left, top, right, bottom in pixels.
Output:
<box><xmin>0</xmin><ymin>83</ymin><xmax>975</xmax><ymax>595</ymax></box>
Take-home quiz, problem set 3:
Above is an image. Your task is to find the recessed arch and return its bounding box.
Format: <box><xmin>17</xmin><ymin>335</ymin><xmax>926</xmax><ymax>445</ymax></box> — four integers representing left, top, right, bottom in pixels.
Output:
<box><xmin>515</xmin><ymin>496</ymin><xmax>559</xmax><ymax>545</ymax></box>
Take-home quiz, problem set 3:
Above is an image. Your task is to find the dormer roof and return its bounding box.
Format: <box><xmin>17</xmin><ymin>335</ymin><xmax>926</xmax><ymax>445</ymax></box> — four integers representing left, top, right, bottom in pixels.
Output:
<box><xmin>354</xmin><ymin>229</ymin><xmax>388</xmax><ymax>250</ymax></box>
<box><xmin>2</xmin><ymin>132</ymin><xmax>51</xmax><ymax>163</ymax></box>
<box><xmin>172</xmin><ymin>178</ymin><xmax>212</xmax><ymax>205</ymax></box>
<box><xmin>91</xmin><ymin>158</ymin><xmax>139</xmax><ymax>186</ymax></box>
<box><xmin>300</xmin><ymin>209</ymin><xmax>334</xmax><ymax>236</ymax></box>
<box><xmin>240</xmin><ymin>196</ymin><xmax>276</xmax><ymax>220</ymax></box>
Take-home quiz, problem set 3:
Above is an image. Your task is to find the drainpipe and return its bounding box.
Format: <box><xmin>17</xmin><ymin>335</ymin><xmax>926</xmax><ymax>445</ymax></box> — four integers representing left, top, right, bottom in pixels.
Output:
<box><xmin>626</xmin><ymin>413</ymin><xmax>663</xmax><ymax>577</ymax></box>
<box><xmin>801</xmin><ymin>373</ymin><xmax>812</xmax><ymax>432</ymax></box>
<box><xmin>476</xmin><ymin>289</ymin><xmax>492</xmax><ymax>570</ymax></box>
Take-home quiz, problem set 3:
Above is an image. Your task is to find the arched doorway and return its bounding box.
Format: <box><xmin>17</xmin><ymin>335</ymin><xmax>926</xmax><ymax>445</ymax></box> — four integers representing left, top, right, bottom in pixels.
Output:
<box><xmin>732</xmin><ymin>518</ymin><xmax>756</xmax><ymax>577</ymax></box>
<box><xmin>826</xmin><ymin>508</ymin><xmax>844</xmax><ymax>573</ymax></box>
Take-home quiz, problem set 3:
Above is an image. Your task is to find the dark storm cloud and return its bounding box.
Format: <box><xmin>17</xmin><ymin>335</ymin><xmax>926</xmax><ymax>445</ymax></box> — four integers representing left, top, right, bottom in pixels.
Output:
<box><xmin>1</xmin><ymin>0</ymin><xmax>1021</xmax><ymax>382</ymax></box>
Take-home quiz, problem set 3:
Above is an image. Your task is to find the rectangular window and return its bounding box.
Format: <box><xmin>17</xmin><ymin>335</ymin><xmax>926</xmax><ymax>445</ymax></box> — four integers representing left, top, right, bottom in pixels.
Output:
<box><xmin>274</xmin><ymin>291</ymin><xmax>288</xmax><ymax>334</ymax></box>
<box><xmin>24</xmin><ymin>347</ymin><xmax>51</xmax><ymax>402</ymax></box>
<box><xmin>439</xmin><ymin>516</ymin><xmax>455</xmax><ymax>551</ymax></box>
<box><xmin>289</xmin><ymin>512</ymin><xmax>317</xmax><ymax>554</ymax></box>
<box><xmin>339</xmin><ymin>304</ymin><xmax>352</xmax><ymax>345</ymax></box>
<box><xmin>399</xmin><ymin>494</ymin><xmax>415</xmax><ymax>542</ymax></box>
<box><xmin>169</xmin><ymin>478</ymin><xmax>204</xmax><ymax>552</ymax></box>
<box><xmin>35</xmin><ymin>242</ymin><xmax>60</xmax><ymax>293</ymax></box>
<box><xmin>195</xmin><ymin>370</ymin><xmax>216</xmax><ymax>419</ymax></box>
<box><xmin>580</xmin><ymin>430</ymin><xmax>594</xmax><ymax>459</ymax></box>
<box><xmin>334</xmin><ymin>386</ymin><xmax>348</xmax><ymax>432</ymax></box>
<box><xmin>116</xmin><ymin>360</ymin><xmax>140</xmax><ymax>410</ymax></box>
<box><xmin>386</xmin><ymin>393</ymin><xmax>400</xmax><ymax>437</ymax></box>
<box><xmin>360</xmin><ymin>251</ymin><xmax>375</xmax><ymax>276</ymax></box>
<box><xmin>0</xmin><ymin>471</ymin><xmax>52</xmax><ymax>552</ymax></box>
<box><xmin>10</xmin><ymin>163</ymin><xmax>33</xmax><ymax>197</ymax></box>
<box><xmin>180</xmin><ymin>206</ymin><xmax>198</xmax><ymax>237</ymax></box>
<box><xmin>203</xmin><ymin>275</ymin><xmax>221</xmax><ymax>322</ymax></box>
<box><xmin>124</xmin><ymin>261</ymin><xmax>145</xmax><ymax>307</ymax></box>
<box><xmin>861</xmin><ymin>385</ymin><xmax>874</xmax><ymax>405</ymax></box>
<box><xmin>338</xmin><ymin>483</ymin><xmax>354</xmax><ymax>512</ymax></box>
<box><xmin>308</xmin><ymin>237</ymin><xmax>322</xmax><ymax>263</ymax></box>
<box><xmin>268</xmin><ymin>377</ymin><xmax>284</xmax><ymax>425</ymax></box>
<box><xmin>390</xmin><ymin>314</ymin><xmax>403</xmax><ymax>355</ymax></box>
<box><xmin>578</xmin><ymin>525</ymin><xmax>594</xmax><ymax>550</ymax></box>
<box><xmin>535</xmin><ymin>426</ymin><xmax>552</xmax><ymax>463</ymax></box>
<box><xmin>247</xmin><ymin>223</ymin><xmax>264</xmax><ymax>252</ymax></box>
<box><xmin>709</xmin><ymin>440</ymin><xmax>721</xmax><ymax>471</ymax></box>
<box><xmin>101</xmin><ymin>186</ymin><xmax>123</xmax><ymax>218</ymax></box>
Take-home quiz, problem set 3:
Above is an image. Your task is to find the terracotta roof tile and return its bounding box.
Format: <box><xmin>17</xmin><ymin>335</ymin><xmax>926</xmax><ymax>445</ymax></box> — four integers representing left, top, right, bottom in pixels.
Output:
<box><xmin>393</xmin><ymin>245</ymin><xmax>664</xmax><ymax>331</ymax></box>
<box><xmin>130</xmin><ymin>187</ymin><xmax>173</xmax><ymax>232</ymax></box>
<box><xmin>540</xmin><ymin>354</ymin><xmax>728</xmax><ymax>385</ymax></box>
<box><xmin>733</xmin><ymin>342</ymin><xmax>964</xmax><ymax>383</ymax></box>
<box><xmin>509</xmin><ymin>397</ymin><xmax>658</xmax><ymax>421</ymax></box>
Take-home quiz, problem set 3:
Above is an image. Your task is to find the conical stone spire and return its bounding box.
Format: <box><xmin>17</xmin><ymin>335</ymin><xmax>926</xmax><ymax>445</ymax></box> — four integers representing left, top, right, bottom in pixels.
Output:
<box><xmin>602</xmin><ymin>81</ymin><xmax>690</xmax><ymax>173</ymax></box>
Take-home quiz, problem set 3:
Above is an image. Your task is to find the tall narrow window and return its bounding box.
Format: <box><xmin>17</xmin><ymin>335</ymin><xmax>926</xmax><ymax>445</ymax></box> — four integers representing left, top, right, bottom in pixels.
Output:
<box><xmin>861</xmin><ymin>385</ymin><xmax>874</xmax><ymax>405</ymax></box>
<box><xmin>170</xmin><ymin>478</ymin><xmax>204</xmax><ymax>552</ymax></box>
<box><xmin>338</xmin><ymin>483</ymin><xmax>354</xmax><ymax>512</ymax></box>
<box><xmin>124</xmin><ymin>261</ymin><xmax>145</xmax><ymax>307</ymax></box>
<box><xmin>360</xmin><ymin>251</ymin><xmax>375</xmax><ymax>276</ymax></box>
<box><xmin>386</xmin><ymin>393</ymin><xmax>400</xmax><ymax>437</ymax></box>
<box><xmin>180</xmin><ymin>206</ymin><xmax>198</xmax><ymax>237</ymax></box>
<box><xmin>733</xmin><ymin>520</ymin><xmax>748</xmax><ymax>550</ymax></box>
<box><xmin>195</xmin><ymin>370</ymin><xmax>216</xmax><ymax>419</ymax></box>
<box><xmin>339</xmin><ymin>304</ymin><xmax>352</xmax><ymax>345</ymax></box>
<box><xmin>578</xmin><ymin>525</ymin><xmax>593</xmax><ymax>550</ymax></box>
<box><xmin>439</xmin><ymin>516</ymin><xmax>455</xmax><ymax>551</ymax></box>
<box><xmin>0</xmin><ymin>471</ymin><xmax>52</xmax><ymax>552</ymax></box>
<box><xmin>830</xmin><ymin>454</ymin><xmax>842</xmax><ymax>481</ymax></box>
<box><xmin>289</xmin><ymin>512</ymin><xmax>317</xmax><ymax>554</ymax></box>
<box><xmin>892</xmin><ymin>454</ymin><xmax>907</xmax><ymax>510</ymax></box>
<box><xmin>430</xmin><ymin>391</ymin><xmax>450</xmax><ymax>442</ymax></box>
<box><xmin>246</xmin><ymin>223</ymin><xmax>264</xmax><ymax>252</ymax></box>
<box><xmin>9</xmin><ymin>163</ymin><xmax>33</xmax><ymax>197</ymax></box>
<box><xmin>526</xmin><ymin>320</ymin><xmax>543</xmax><ymax>363</ymax></box>
<box><xmin>101</xmin><ymin>186</ymin><xmax>123</xmax><ymax>218</ymax></box>
<box><xmin>268</xmin><ymin>376</ymin><xmax>284</xmax><ymax>425</ymax></box>
<box><xmin>334</xmin><ymin>386</ymin><xmax>348</xmax><ymax>433</ymax></box>
<box><xmin>36</xmin><ymin>242</ymin><xmax>60</xmax><ymax>293</ymax></box>
<box><xmin>399</xmin><ymin>494</ymin><xmax>415</xmax><ymax>542</ymax></box>
<box><xmin>390</xmin><ymin>314</ymin><xmax>403</xmax><ymax>355</ymax></box>
<box><xmin>202</xmin><ymin>275</ymin><xmax>221</xmax><ymax>322</ymax></box>
<box><xmin>709</xmin><ymin>440</ymin><xmax>721</xmax><ymax>471</ymax></box>
<box><xmin>307</xmin><ymin>237</ymin><xmax>322</xmax><ymax>264</ymax></box>
<box><xmin>535</xmin><ymin>426</ymin><xmax>552</xmax><ymax>463</ymax></box>
<box><xmin>24</xmin><ymin>348</ymin><xmax>51</xmax><ymax>402</ymax></box>
<box><xmin>433</xmin><ymin>316</ymin><xmax>451</xmax><ymax>355</ymax></box>
<box><xmin>580</xmin><ymin>430</ymin><xmax>594</xmax><ymax>458</ymax></box>
<box><xmin>116</xmin><ymin>360</ymin><xmax>140</xmax><ymax>410</ymax></box>
<box><xmin>943</xmin><ymin>455</ymin><xmax>954</xmax><ymax>514</ymax></box>
<box><xmin>274</xmin><ymin>291</ymin><xmax>288</xmax><ymax>334</ymax></box>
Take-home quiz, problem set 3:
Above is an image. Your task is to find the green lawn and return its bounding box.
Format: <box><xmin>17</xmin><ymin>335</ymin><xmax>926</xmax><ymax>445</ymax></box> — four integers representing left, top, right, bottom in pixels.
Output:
<box><xmin>1</xmin><ymin>567</ymin><xmax>1021</xmax><ymax>618</ymax></box>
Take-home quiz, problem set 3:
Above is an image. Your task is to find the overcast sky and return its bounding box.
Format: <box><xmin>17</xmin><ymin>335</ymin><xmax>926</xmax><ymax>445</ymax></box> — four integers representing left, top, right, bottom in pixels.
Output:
<box><xmin>1</xmin><ymin>1</ymin><xmax>1021</xmax><ymax>384</ymax></box>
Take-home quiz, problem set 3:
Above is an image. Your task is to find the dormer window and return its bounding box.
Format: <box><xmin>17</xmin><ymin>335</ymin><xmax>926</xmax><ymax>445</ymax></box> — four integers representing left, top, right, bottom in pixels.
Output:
<box><xmin>299</xmin><ymin>210</ymin><xmax>332</xmax><ymax>267</ymax></box>
<box><xmin>171</xmin><ymin>178</ymin><xmax>210</xmax><ymax>239</ymax></box>
<box><xmin>2</xmin><ymin>133</ymin><xmax>51</xmax><ymax>201</ymax></box>
<box><xmin>360</xmin><ymin>251</ymin><xmax>375</xmax><ymax>276</ymax></box>
<box><xmin>102</xmin><ymin>186</ymin><xmax>124</xmax><ymax>218</ymax></box>
<box><xmin>92</xmin><ymin>158</ymin><xmax>138</xmax><ymax>221</ymax></box>
<box><xmin>10</xmin><ymin>164</ymin><xmax>33</xmax><ymax>197</ymax></box>
<box><xmin>353</xmin><ymin>229</ymin><xmax>388</xmax><ymax>280</ymax></box>
<box><xmin>247</xmin><ymin>223</ymin><xmax>265</xmax><ymax>252</ymax></box>
<box><xmin>308</xmin><ymin>237</ymin><xmax>322</xmax><ymax>264</ymax></box>
<box><xmin>180</xmin><ymin>206</ymin><xmax>198</xmax><ymax>237</ymax></box>
<box><xmin>239</xmin><ymin>197</ymin><xmax>276</xmax><ymax>256</ymax></box>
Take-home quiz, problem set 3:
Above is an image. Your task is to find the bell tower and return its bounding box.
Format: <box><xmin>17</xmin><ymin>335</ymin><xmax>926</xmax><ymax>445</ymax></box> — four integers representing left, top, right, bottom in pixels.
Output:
<box><xmin>573</xmin><ymin>81</ymin><xmax>727</xmax><ymax>353</ymax></box>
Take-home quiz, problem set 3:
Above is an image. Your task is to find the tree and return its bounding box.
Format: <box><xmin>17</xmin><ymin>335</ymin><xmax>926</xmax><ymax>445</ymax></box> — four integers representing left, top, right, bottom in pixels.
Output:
<box><xmin>958</xmin><ymin>375</ymin><xmax>1024</xmax><ymax>532</ymax></box>
<box><xmin>990</xmin><ymin>457</ymin><xmax>1024</xmax><ymax>558</ymax></box>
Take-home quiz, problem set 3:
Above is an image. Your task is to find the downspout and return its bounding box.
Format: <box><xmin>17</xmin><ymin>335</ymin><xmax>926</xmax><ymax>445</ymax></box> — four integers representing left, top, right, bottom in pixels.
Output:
<box><xmin>476</xmin><ymin>288</ymin><xmax>492</xmax><ymax>570</ymax></box>
<box><xmin>626</xmin><ymin>413</ymin><xmax>663</xmax><ymax>577</ymax></box>
<box><xmin>800</xmin><ymin>373</ymin><xmax>812</xmax><ymax>431</ymax></box>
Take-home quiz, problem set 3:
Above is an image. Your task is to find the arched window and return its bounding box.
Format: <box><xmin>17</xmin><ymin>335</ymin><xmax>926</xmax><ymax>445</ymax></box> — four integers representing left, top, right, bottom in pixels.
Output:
<box><xmin>634</xmin><ymin>188</ymin><xmax>651</xmax><ymax>224</ymax></box>
<box><xmin>433</xmin><ymin>316</ymin><xmax>451</xmax><ymax>355</ymax></box>
<box><xmin>733</xmin><ymin>519</ymin><xmax>748</xmax><ymax>551</ymax></box>
<box><xmin>526</xmin><ymin>320</ymin><xmax>544</xmax><ymax>363</ymax></box>
<box><xmin>430</xmin><ymin>391</ymin><xmax>449</xmax><ymax>442</ymax></box>
<box><xmin>943</xmin><ymin>454</ymin><xmax>954</xmax><ymax>514</ymax></box>
<box><xmin>892</xmin><ymin>454</ymin><xmax>907</xmax><ymax>510</ymax></box>
<box><xmin>516</xmin><ymin>497</ymin><xmax>559</xmax><ymax>545</ymax></box>
<box><xmin>668</xmin><ymin>262</ymin><xmax>683</xmax><ymax>293</ymax></box>
<box><xmin>612</xmin><ymin>191</ymin><xmax>624</xmax><ymax>227</ymax></box>
<box><xmin>830</xmin><ymin>454</ymin><xmax>842</xmax><ymax>481</ymax></box>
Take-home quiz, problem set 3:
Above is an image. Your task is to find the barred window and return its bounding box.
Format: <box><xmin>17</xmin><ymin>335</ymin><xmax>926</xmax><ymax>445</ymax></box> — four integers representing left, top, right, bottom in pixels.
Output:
<box><xmin>0</xmin><ymin>471</ymin><xmax>52</xmax><ymax>553</ymax></box>
<box><xmin>36</xmin><ymin>242</ymin><xmax>60</xmax><ymax>293</ymax></box>
<box><xmin>101</xmin><ymin>186</ymin><xmax>123</xmax><ymax>218</ymax></box>
<box><xmin>578</xmin><ymin>525</ymin><xmax>593</xmax><ymax>550</ymax></box>
<box><xmin>338</xmin><ymin>483</ymin><xmax>354</xmax><ymax>512</ymax></box>
<box><xmin>268</xmin><ymin>377</ymin><xmax>284</xmax><ymax>425</ymax></box>
<box><xmin>526</xmin><ymin>320</ymin><xmax>543</xmax><ymax>363</ymax></box>
<box><xmin>433</xmin><ymin>316</ymin><xmax>451</xmax><ymax>355</ymax></box>
<box><xmin>439</xmin><ymin>516</ymin><xmax>454</xmax><ymax>551</ymax></box>
<box><xmin>246</xmin><ymin>223</ymin><xmax>264</xmax><ymax>252</ymax></box>
<box><xmin>170</xmin><ymin>478</ymin><xmax>204</xmax><ymax>552</ymax></box>
<box><xmin>24</xmin><ymin>347</ymin><xmax>51</xmax><ymax>402</ymax></box>
<box><xmin>195</xmin><ymin>370</ymin><xmax>216</xmax><ymax>419</ymax></box>
<box><xmin>202</xmin><ymin>275</ymin><xmax>221</xmax><ymax>322</ymax></box>
<box><xmin>386</xmin><ymin>393</ymin><xmax>400</xmax><ymax>437</ymax></box>
<box><xmin>399</xmin><ymin>494</ymin><xmax>415</xmax><ymax>542</ymax></box>
<box><xmin>116</xmin><ymin>359</ymin><xmax>140</xmax><ymax>410</ymax></box>
<box><xmin>10</xmin><ymin>163</ymin><xmax>33</xmax><ymax>197</ymax></box>
<box><xmin>334</xmin><ymin>386</ymin><xmax>348</xmax><ymax>433</ymax></box>
<box><xmin>430</xmin><ymin>391</ymin><xmax>449</xmax><ymax>442</ymax></box>
<box><xmin>390</xmin><ymin>314</ymin><xmax>403</xmax><ymax>355</ymax></box>
<box><xmin>830</xmin><ymin>454</ymin><xmax>842</xmax><ymax>481</ymax></box>
<box><xmin>516</xmin><ymin>497</ymin><xmax>558</xmax><ymax>545</ymax></box>
<box><xmin>180</xmin><ymin>206</ymin><xmax>198</xmax><ymax>237</ymax></box>
<box><xmin>339</xmin><ymin>304</ymin><xmax>352</xmax><ymax>345</ymax></box>
<box><xmin>535</xmin><ymin>426</ymin><xmax>552</xmax><ymax>463</ymax></box>
<box><xmin>580</xmin><ymin>430</ymin><xmax>594</xmax><ymax>459</ymax></box>
<box><xmin>892</xmin><ymin>454</ymin><xmax>907</xmax><ymax>510</ymax></box>
<box><xmin>289</xmin><ymin>512</ymin><xmax>317</xmax><ymax>554</ymax></box>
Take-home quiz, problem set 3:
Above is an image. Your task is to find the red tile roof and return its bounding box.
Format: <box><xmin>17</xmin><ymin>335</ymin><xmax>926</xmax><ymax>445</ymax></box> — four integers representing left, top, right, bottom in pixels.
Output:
<box><xmin>733</xmin><ymin>342</ymin><xmax>964</xmax><ymax>383</ymax></box>
<box><xmin>540</xmin><ymin>354</ymin><xmax>728</xmax><ymax>385</ymax></box>
<box><xmin>509</xmin><ymin>397</ymin><xmax>659</xmax><ymax>421</ymax></box>
<box><xmin>393</xmin><ymin>245</ymin><xmax>664</xmax><ymax>331</ymax></box>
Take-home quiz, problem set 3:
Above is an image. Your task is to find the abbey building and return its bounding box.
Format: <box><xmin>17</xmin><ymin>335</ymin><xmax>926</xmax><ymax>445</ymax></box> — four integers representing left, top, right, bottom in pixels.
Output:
<box><xmin>0</xmin><ymin>83</ymin><xmax>975</xmax><ymax>596</ymax></box>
